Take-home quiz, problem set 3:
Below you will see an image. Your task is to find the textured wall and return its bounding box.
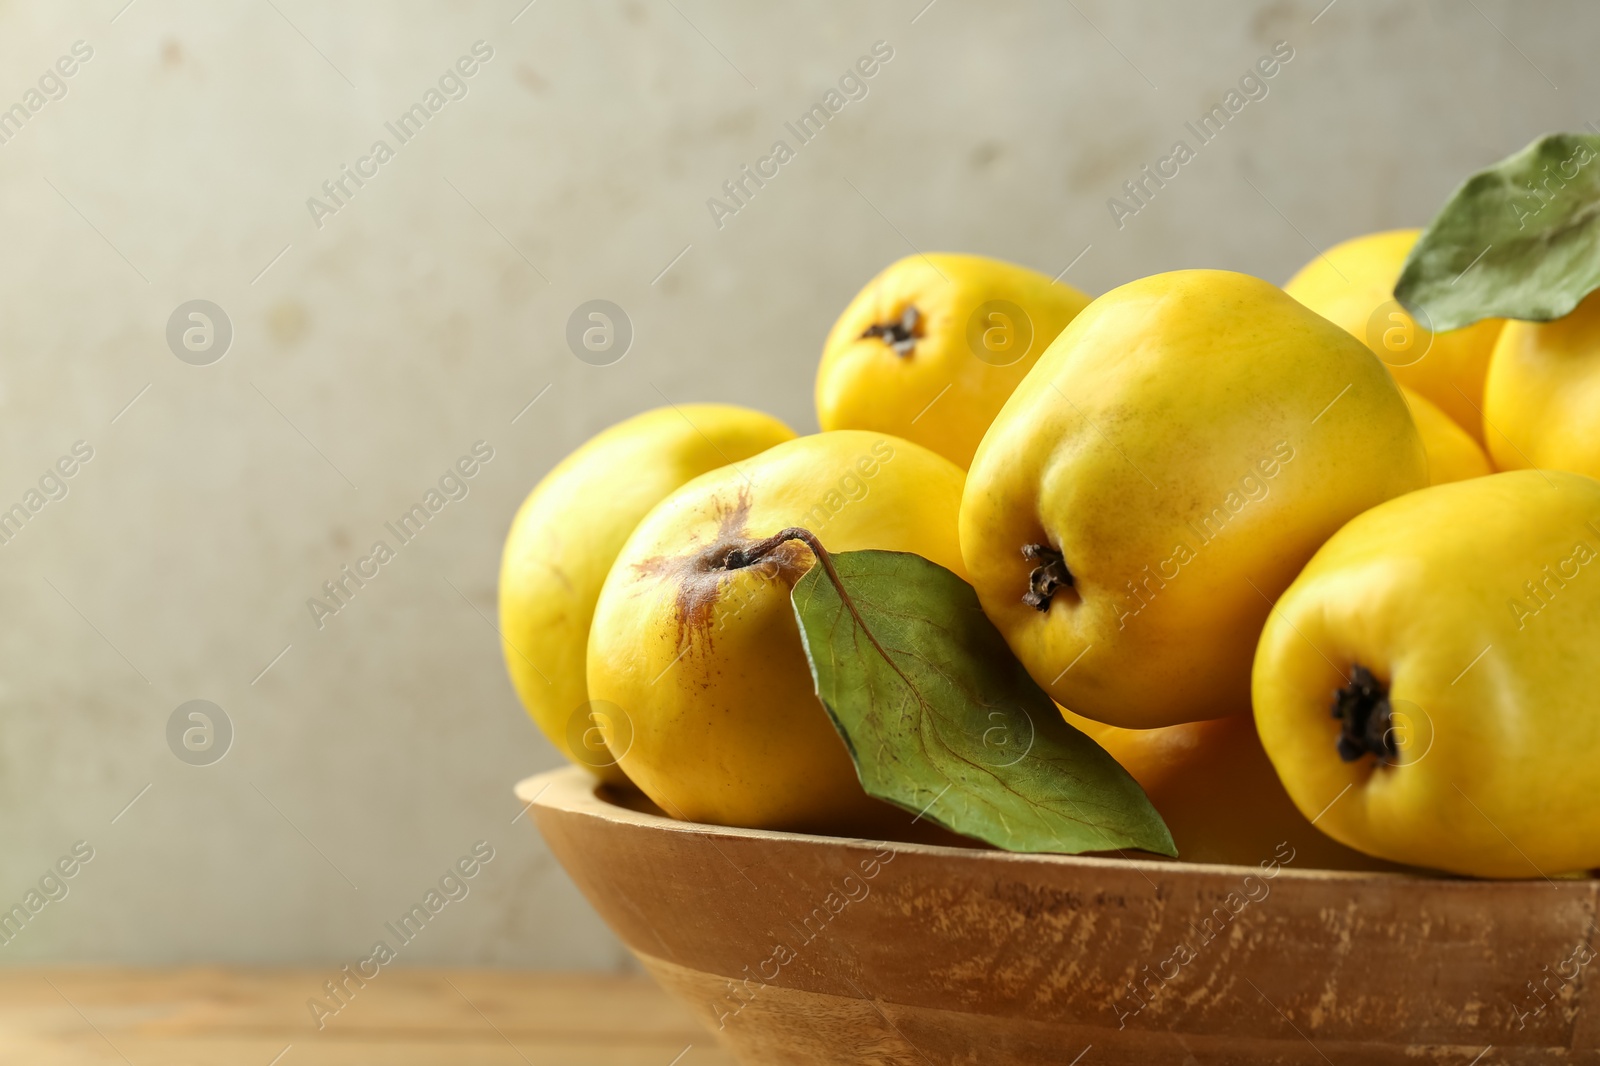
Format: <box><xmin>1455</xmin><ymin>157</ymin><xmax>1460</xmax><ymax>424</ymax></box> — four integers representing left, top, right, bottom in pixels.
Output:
<box><xmin>0</xmin><ymin>0</ymin><xmax>1586</xmax><ymax>966</ymax></box>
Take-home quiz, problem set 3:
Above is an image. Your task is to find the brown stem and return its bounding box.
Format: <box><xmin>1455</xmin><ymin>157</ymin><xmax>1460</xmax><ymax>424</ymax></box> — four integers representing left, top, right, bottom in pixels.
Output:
<box><xmin>723</xmin><ymin>527</ymin><xmax>918</xmax><ymax>695</ymax></box>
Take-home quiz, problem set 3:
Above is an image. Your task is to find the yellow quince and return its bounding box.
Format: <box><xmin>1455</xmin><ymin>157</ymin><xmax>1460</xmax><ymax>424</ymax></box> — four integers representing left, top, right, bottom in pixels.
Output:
<box><xmin>1284</xmin><ymin>228</ymin><xmax>1504</xmax><ymax>444</ymax></box>
<box><xmin>498</xmin><ymin>405</ymin><xmax>794</xmax><ymax>784</ymax></box>
<box><xmin>1484</xmin><ymin>288</ymin><xmax>1600</xmax><ymax>479</ymax></box>
<box><xmin>1253</xmin><ymin>470</ymin><xmax>1600</xmax><ymax>878</ymax></box>
<box><xmin>816</xmin><ymin>253</ymin><xmax>1090</xmax><ymax>469</ymax></box>
<box><xmin>587</xmin><ymin>430</ymin><xmax>967</xmax><ymax>832</ymax></box>
<box><xmin>961</xmin><ymin>270</ymin><xmax>1425</xmax><ymax>728</ymax></box>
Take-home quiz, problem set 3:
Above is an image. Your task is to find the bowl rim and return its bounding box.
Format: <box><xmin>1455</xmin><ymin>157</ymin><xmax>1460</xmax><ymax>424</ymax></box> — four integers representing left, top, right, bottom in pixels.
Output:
<box><xmin>514</xmin><ymin>766</ymin><xmax>1561</xmax><ymax>889</ymax></box>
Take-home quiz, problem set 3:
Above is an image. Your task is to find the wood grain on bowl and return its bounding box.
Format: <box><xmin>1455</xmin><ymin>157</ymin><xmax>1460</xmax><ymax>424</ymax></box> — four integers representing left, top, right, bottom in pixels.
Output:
<box><xmin>520</xmin><ymin>768</ymin><xmax>1598</xmax><ymax>1065</ymax></box>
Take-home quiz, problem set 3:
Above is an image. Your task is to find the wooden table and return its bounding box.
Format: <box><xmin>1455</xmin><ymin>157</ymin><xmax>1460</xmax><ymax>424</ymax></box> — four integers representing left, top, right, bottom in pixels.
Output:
<box><xmin>0</xmin><ymin>969</ymin><xmax>737</xmax><ymax>1065</ymax></box>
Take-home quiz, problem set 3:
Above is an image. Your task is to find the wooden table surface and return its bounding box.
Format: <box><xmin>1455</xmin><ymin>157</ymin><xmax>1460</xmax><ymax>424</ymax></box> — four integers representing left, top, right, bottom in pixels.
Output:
<box><xmin>0</xmin><ymin>969</ymin><xmax>738</xmax><ymax>1066</ymax></box>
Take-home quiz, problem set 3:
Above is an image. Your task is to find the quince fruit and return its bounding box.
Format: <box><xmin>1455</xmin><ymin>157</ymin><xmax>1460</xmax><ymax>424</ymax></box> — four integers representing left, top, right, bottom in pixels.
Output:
<box><xmin>1254</xmin><ymin>470</ymin><xmax>1600</xmax><ymax>878</ymax></box>
<box><xmin>587</xmin><ymin>430</ymin><xmax>966</xmax><ymax>831</ymax></box>
<box><xmin>498</xmin><ymin>405</ymin><xmax>793</xmax><ymax>784</ymax></box>
<box><xmin>960</xmin><ymin>270</ymin><xmax>1426</xmax><ymax>728</ymax></box>
<box><xmin>1062</xmin><ymin>708</ymin><xmax>1398</xmax><ymax>871</ymax></box>
<box><xmin>1484</xmin><ymin>288</ymin><xmax>1600</xmax><ymax>478</ymax></box>
<box><xmin>1401</xmin><ymin>384</ymin><xmax>1491</xmax><ymax>484</ymax></box>
<box><xmin>1284</xmin><ymin>228</ymin><xmax>1503</xmax><ymax>444</ymax></box>
<box><xmin>816</xmin><ymin>253</ymin><xmax>1090</xmax><ymax>468</ymax></box>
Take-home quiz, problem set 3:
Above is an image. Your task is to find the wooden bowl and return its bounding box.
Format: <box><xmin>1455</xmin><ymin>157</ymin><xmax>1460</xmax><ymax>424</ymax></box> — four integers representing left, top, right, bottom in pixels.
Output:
<box><xmin>520</xmin><ymin>767</ymin><xmax>1598</xmax><ymax>1064</ymax></box>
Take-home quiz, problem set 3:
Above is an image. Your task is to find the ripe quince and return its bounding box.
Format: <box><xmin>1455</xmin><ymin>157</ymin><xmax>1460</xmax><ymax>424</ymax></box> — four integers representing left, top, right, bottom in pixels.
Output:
<box><xmin>498</xmin><ymin>405</ymin><xmax>794</xmax><ymax>784</ymax></box>
<box><xmin>1484</xmin><ymin>289</ymin><xmax>1600</xmax><ymax>479</ymax></box>
<box><xmin>1284</xmin><ymin>228</ymin><xmax>1503</xmax><ymax>444</ymax></box>
<box><xmin>1254</xmin><ymin>470</ymin><xmax>1600</xmax><ymax>878</ymax></box>
<box><xmin>587</xmin><ymin>430</ymin><xmax>966</xmax><ymax>832</ymax></box>
<box><xmin>960</xmin><ymin>270</ymin><xmax>1426</xmax><ymax>728</ymax></box>
<box><xmin>816</xmin><ymin>253</ymin><xmax>1090</xmax><ymax>469</ymax></box>
<box><xmin>1400</xmin><ymin>384</ymin><xmax>1491</xmax><ymax>484</ymax></box>
<box><xmin>1061</xmin><ymin>708</ymin><xmax>1399</xmax><ymax>871</ymax></box>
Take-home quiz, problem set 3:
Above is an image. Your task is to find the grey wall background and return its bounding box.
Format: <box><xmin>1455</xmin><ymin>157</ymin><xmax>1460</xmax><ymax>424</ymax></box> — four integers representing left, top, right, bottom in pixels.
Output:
<box><xmin>0</xmin><ymin>0</ymin><xmax>1586</xmax><ymax>967</ymax></box>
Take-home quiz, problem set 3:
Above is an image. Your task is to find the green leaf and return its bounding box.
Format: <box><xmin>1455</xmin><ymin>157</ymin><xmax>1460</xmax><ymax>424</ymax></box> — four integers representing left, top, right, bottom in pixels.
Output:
<box><xmin>790</xmin><ymin>549</ymin><xmax>1176</xmax><ymax>857</ymax></box>
<box><xmin>1395</xmin><ymin>132</ymin><xmax>1600</xmax><ymax>331</ymax></box>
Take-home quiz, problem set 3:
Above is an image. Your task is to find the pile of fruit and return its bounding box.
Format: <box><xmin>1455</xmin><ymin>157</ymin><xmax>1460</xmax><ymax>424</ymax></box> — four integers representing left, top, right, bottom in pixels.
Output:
<box><xmin>499</xmin><ymin>134</ymin><xmax>1600</xmax><ymax>881</ymax></box>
